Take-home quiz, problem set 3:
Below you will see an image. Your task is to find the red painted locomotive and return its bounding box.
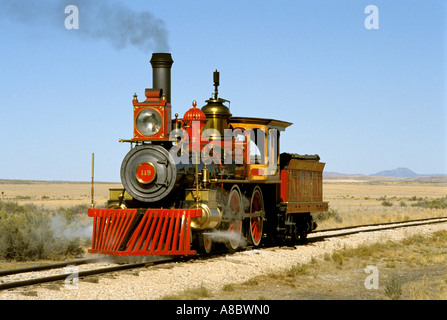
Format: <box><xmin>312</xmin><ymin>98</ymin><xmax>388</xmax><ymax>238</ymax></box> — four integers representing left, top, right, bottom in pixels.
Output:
<box><xmin>88</xmin><ymin>53</ymin><xmax>328</xmax><ymax>256</ymax></box>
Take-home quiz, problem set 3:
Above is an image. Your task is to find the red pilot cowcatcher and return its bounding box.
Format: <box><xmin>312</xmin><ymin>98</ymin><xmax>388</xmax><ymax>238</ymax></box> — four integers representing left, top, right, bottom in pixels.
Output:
<box><xmin>88</xmin><ymin>208</ymin><xmax>203</xmax><ymax>256</ymax></box>
<box><xmin>132</xmin><ymin>88</ymin><xmax>172</xmax><ymax>141</ymax></box>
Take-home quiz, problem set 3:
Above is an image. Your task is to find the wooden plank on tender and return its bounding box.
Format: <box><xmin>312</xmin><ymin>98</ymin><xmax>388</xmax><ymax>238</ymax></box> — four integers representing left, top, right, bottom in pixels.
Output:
<box><xmin>287</xmin><ymin>160</ymin><xmax>326</xmax><ymax>171</ymax></box>
<box><xmin>284</xmin><ymin>201</ymin><xmax>329</xmax><ymax>213</ymax></box>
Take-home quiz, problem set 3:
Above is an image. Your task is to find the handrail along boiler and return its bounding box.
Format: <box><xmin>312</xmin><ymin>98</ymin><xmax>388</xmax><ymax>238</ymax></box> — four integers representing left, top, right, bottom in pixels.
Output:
<box><xmin>88</xmin><ymin>53</ymin><xmax>328</xmax><ymax>256</ymax></box>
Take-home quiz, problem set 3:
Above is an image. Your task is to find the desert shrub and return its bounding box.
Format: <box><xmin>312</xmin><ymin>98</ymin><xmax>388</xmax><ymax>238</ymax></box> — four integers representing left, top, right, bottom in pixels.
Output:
<box><xmin>287</xmin><ymin>264</ymin><xmax>309</xmax><ymax>276</ymax></box>
<box><xmin>411</xmin><ymin>196</ymin><xmax>447</xmax><ymax>209</ymax></box>
<box><xmin>385</xmin><ymin>276</ymin><xmax>403</xmax><ymax>300</ymax></box>
<box><xmin>381</xmin><ymin>200</ymin><xmax>393</xmax><ymax>207</ymax></box>
<box><xmin>56</xmin><ymin>204</ymin><xmax>89</xmax><ymax>219</ymax></box>
<box><xmin>161</xmin><ymin>285</ymin><xmax>211</xmax><ymax>300</ymax></box>
<box><xmin>332</xmin><ymin>252</ymin><xmax>344</xmax><ymax>267</ymax></box>
<box><xmin>313</xmin><ymin>208</ymin><xmax>342</xmax><ymax>223</ymax></box>
<box><xmin>0</xmin><ymin>200</ymin><xmax>87</xmax><ymax>261</ymax></box>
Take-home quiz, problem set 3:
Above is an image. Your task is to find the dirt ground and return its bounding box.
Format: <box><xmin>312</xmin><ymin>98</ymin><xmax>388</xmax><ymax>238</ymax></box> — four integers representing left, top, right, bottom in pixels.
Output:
<box><xmin>201</xmin><ymin>231</ymin><xmax>447</xmax><ymax>300</ymax></box>
<box><xmin>210</xmin><ymin>254</ymin><xmax>447</xmax><ymax>300</ymax></box>
<box><xmin>1</xmin><ymin>177</ymin><xmax>446</xmax><ymax>300</ymax></box>
<box><xmin>0</xmin><ymin>180</ymin><xmax>120</xmax><ymax>209</ymax></box>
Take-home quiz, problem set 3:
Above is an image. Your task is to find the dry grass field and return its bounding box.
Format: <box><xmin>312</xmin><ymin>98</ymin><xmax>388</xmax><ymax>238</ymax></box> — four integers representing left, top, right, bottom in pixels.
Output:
<box><xmin>320</xmin><ymin>176</ymin><xmax>447</xmax><ymax>229</ymax></box>
<box><xmin>0</xmin><ymin>180</ymin><xmax>121</xmax><ymax>264</ymax></box>
<box><xmin>0</xmin><ymin>180</ymin><xmax>121</xmax><ymax>209</ymax></box>
<box><xmin>163</xmin><ymin>230</ymin><xmax>447</xmax><ymax>300</ymax></box>
<box><xmin>0</xmin><ymin>177</ymin><xmax>446</xmax><ymax>300</ymax></box>
<box><xmin>0</xmin><ymin>176</ymin><xmax>446</xmax><ymax>226</ymax></box>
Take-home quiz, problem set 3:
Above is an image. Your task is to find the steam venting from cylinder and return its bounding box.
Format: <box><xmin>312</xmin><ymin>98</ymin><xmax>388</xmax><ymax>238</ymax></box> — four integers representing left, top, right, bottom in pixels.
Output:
<box><xmin>150</xmin><ymin>53</ymin><xmax>174</xmax><ymax>104</ymax></box>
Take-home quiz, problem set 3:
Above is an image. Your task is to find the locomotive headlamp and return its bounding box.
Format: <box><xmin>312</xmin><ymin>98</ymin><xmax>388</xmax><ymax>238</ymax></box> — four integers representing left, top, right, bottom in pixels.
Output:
<box><xmin>136</xmin><ymin>108</ymin><xmax>162</xmax><ymax>136</ymax></box>
<box><xmin>132</xmin><ymin>89</ymin><xmax>171</xmax><ymax>141</ymax></box>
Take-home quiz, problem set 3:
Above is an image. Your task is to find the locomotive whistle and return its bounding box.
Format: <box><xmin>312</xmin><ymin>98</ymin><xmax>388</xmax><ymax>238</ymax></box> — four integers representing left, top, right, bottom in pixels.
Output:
<box><xmin>213</xmin><ymin>69</ymin><xmax>219</xmax><ymax>99</ymax></box>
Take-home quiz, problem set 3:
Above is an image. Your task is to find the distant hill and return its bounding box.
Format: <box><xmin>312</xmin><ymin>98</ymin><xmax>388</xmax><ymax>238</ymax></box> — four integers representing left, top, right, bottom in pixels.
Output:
<box><xmin>324</xmin><ymin>167</ymin><xmax>446</xmax><ymax>179</ymax></box>
<box><xmin>370</xmin><ymin>167</ymin><xmax>447</xmax><ymax>178</ymax></box>
<box><xmin>371</xmin><ymin>167</ymin><xmax>419</xmax><ymax>178</ymax></box>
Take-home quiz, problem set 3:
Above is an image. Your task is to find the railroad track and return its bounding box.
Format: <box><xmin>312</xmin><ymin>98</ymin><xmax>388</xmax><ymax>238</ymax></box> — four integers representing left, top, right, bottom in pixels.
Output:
<box><xmin>314</xmin><ymin>216</ymin><xmax>447</xmax><ymax>234</ymax></box>
<box><xmin>1</xmin><ymin>216</ymin><xmax>446</xmax><ymax>292</ymax></box>
<box><xmin>310</xmin><ymin>216</ymin><xmax>447</xmax><ymax>240</ymax></box>
<box><xmin>0</xmin><ymin>256</ymin><xmax>176</xmax><ymax>291</ymax></box>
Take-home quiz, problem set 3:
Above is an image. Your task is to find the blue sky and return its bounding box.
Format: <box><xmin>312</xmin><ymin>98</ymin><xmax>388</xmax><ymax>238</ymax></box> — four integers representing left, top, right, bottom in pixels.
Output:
<box><xmin>0</xmin><ymin>0</ymin><xmax>445</xmax><ymax>182</ymax></box>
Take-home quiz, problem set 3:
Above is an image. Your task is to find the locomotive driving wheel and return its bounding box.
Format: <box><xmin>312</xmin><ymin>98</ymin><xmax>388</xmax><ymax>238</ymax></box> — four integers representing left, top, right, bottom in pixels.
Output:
<box><xmin>248</xmin><ymin>186</ymin><xmax>264</xmax><ymax>247</ymax></box>
<box><xmin>199</xmin><ymin>232</ymin><xmax>213</xmax><ymax>254</ymax></box>
<box><xmin>225</xmin><ymin>185</ymin><xmax>243</xmax><ymax>251</ymax></box>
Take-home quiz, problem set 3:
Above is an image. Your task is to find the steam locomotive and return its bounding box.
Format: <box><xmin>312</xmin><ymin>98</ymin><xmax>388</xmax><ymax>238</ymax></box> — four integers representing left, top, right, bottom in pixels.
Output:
<box><xmin>88</xmin><ymin>53</ymin><xmax>328</xmax><ymax>256</ymax></box>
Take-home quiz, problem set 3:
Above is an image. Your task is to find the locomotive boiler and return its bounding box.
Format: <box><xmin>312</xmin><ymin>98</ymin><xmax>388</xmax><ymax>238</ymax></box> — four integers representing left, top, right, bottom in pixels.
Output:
<box><xmin>88</xmin><ymin>53</ymin><xmax>328</xmax><ymax>256</ymax></box>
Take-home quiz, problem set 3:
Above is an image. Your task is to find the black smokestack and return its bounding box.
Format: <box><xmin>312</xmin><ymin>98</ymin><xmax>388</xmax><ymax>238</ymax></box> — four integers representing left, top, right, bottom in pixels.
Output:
<box><xmin>150</xmin><ymin>53</ymin><xmax>174</xmax><ymax>104</ymax></box>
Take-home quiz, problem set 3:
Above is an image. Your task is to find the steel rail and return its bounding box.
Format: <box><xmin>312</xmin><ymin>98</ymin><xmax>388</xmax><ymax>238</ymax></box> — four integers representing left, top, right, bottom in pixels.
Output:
<box><xmin>0</xmin><ymin>257</ymin><xmax>175</xmax><ymax>291</ymax></box>
<box><xmin>0</xmin><ymin>257</ymin><xmax>102</xmax><ymax>277</ymax></box>
<box><xmin>308</xmin><ymin>217</ymin><xmax>447</xmax><ymax>242</ymax></box>
<box><xmin>312</xmin><ymin>216</ymin><xmax>447</xmax><ymax>234</ymax></box>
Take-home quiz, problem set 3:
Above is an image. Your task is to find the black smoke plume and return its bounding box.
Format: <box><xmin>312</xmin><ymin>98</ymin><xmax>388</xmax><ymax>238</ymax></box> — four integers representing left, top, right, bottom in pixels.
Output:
<box><xmin>0</xmin><ymin>0</ymin><xmax>170</xmax><ymax>53</ymax></box>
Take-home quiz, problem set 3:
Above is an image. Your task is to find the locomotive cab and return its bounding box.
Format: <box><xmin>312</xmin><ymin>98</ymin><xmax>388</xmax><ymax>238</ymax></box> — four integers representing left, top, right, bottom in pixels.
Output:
<box><xmin>228</xmin><ymin>117</ymin><xmax>292</xmax><ymax>182</ymax></box>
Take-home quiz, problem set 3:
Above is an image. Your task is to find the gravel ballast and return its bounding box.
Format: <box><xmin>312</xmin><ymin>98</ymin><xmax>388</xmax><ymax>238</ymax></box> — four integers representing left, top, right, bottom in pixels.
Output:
<box><xmin>1</xmin><ymin>222</ymin><xmax>447</xmax><ymax>300</ymax></box>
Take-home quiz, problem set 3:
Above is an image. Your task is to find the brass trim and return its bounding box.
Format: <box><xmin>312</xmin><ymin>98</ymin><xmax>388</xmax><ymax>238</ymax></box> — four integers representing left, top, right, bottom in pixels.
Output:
<box><xmin>107</xmin><ymin>202</ymin><xmax>128</xmax><ymax>209</ymax></box>
<box><xmin>185</xmin><ymin>188</ymin><xmax>210</xmax><ymax>202</ymax></box>
<box><xmin>109</xmin><ymin>188</ymin><xmax>133</xmax><ymax>201</ymax></box>
<box><xmin>190</xmin><ymin>203</ymin><xmax>222</xmax><ymax>230</ymax></box>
